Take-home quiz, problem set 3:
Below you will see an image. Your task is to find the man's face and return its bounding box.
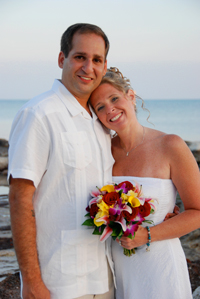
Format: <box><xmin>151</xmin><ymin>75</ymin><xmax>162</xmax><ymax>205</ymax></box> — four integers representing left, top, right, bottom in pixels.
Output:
<box><xmin>58</xmin><ymin>33</ymin><xmax>107</xmax><ymax>104</ymax></box>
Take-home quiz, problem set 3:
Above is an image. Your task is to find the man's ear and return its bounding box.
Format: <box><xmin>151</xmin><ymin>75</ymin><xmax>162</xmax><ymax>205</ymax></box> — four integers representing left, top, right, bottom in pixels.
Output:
<box><xmin>103</xmin><ymin>60</ymin><xmax>107</xmax><ymax>76</ymax></box>
<box><xmin>58</xmin><ymin>51</ymin><xmax>65</xmax><ymax>69</ymax></box>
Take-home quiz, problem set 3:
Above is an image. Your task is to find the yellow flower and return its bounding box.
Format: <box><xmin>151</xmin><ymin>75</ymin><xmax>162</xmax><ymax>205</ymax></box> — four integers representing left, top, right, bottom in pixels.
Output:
<box><xmin>128</xmin><ymin>190</ymin><xmax>139</xmax><ymax>197</ymax></box>
<box><xmin>121</xmin><ymin>193</ymin><xmax>129</xmax><ymax>203</ymax></box>
<box><xmin>97</xmin><ymin>200</ymin><xmax>110</xmax><ymax>214</ymax></box>
<box><xmin>128</xmin><ymin>196</ymin><xmax>141</xmax><ymax>208</ymax></box>
<box><xmin>94</xmin><ymin>201</ymin><xmax>110</xmax><ymax>226</ymax></box>
<box><xmin>94</xmin><ymin>217</ymin><xmax>105</xmax><ymax>227</ymax></box>
<box><xmin>101</xmin><ymin>184</ymin><xmax>115</xmax><ymax>193</ymax></box>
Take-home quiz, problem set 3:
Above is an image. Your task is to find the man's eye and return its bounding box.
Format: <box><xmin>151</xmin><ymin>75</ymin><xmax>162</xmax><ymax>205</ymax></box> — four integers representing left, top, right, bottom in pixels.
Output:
<box><xmin>112</xmin><ymin>97</ymin><xmax>118</xmax><ymax>102</ymax></box>
<box><xmin>94</xmin><ymin>58</ymin><xmax>102</xmax><ymax>63</ymax></box>
<box><xmin>75</xmin><ymin>56</ymin><xmax>84</xmax><ymax>60</ymax></box>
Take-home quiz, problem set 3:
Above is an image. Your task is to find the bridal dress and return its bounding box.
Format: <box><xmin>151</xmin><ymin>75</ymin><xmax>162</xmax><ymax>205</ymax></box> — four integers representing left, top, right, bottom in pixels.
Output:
<box><xmin>112</xmin><ymin>176</ymin><xmax>192</xmax><ymax>299</ymax></box>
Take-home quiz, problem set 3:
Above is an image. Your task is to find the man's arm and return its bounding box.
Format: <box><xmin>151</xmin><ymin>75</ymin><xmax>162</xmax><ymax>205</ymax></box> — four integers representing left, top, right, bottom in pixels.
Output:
<box><xmin>9</xmin><ymin>177</ymin><xmax>50</xmax><ymax>299</ymax></box>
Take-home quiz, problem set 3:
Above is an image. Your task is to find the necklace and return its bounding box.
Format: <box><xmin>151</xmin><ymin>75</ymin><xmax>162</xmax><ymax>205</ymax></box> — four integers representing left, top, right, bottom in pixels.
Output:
<box><xmin>121</xmin><ymin>126</ymin><xmax>145</xmax><ymax>156</ymax></box>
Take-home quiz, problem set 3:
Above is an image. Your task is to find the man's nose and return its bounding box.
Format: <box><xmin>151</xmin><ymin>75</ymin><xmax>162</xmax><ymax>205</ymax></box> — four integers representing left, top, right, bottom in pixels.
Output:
<box><xmin>82</xmin><ymin>59</ymin><xmax>93</xmax><ymax>73</ymax></box>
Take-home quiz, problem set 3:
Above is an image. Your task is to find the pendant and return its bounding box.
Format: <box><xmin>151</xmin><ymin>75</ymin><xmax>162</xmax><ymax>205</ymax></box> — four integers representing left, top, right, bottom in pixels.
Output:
<box><xmin>126</xmin><ymin>152</ymin><xmax>129</xmax><ymax>156</ymax></box>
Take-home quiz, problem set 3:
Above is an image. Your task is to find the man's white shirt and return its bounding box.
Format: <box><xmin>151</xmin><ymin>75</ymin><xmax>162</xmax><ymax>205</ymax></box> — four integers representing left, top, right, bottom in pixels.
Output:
<box><xmin>8</xmin><ymin>80</ymin><xmax>115</xmax><ymax>299</ymax></box>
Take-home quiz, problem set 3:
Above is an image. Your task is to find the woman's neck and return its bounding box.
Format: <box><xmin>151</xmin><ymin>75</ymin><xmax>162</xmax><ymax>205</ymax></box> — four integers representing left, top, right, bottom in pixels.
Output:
<box><xmin>116</xmin><ymin>122</ymin><xmax>145</xmax><ymax>154</ymax></box>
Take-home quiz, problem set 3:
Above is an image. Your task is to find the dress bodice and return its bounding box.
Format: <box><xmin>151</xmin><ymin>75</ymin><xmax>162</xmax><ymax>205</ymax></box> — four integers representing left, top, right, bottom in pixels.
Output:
<box><xmin>112</xmin><ymin>176</ymin><xmax>177</xmax><ymax>226</ymax></box>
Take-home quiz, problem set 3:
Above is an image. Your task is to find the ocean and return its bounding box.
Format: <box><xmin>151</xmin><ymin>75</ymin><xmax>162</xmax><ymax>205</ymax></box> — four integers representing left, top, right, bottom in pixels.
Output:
<box><xmin>0</xmin><ymin>99</ymin><xmax>199</xmax><ymax>142</ymax></box>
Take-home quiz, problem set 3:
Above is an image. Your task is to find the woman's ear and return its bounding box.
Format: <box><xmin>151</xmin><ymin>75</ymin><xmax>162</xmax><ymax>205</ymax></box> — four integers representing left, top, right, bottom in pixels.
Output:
<box><xmin>127</xmin><ymin>89</ymin><xmax>135</xmax><ymax>102</ymax></box>
<box><xmin>127</xmin><ymin>89</ymin><xmax>137</xmax><ymax>111</ymax></box>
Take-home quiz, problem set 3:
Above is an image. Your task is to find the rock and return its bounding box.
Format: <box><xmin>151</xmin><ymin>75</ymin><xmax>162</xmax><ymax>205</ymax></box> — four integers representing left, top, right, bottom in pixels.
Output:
<box><xmin>181</xmin><ymin>229</ymin><xmax>200</xmax><ymax>262</ymax></box>
<box><xmin>1</xmin><ymin>169</ymin><xmax>8</xmax><ymax>176</ymax></box>
<box><xmin>0</xmin><ymin>249</ymin><xmax>19</xmax><ymax>276</ymax></box>
<box><xmin>0</xmin><ymin>157</ymin><xmax>8</xmax><ymax>171</ymax></box>
<box><xmin>0</xmin><ymin>175</ymin><xmax>8</xmax><ymax>187</ymax></box>
<box><xmin>186</xmin><ymin>141</ymin><xmax>200</xmax><ymax>151</ymax></box>
<box><xmin>185</xmin><ymin>141</ymin><xmax>200</xmax><ymax>164</ymax></box>
<box><xmin>193</xmin><ymin>286</ymin><xmax>200</xmax><ymax>298</ymax></box>
<box><xmin>0</xmin><ymin>272</ymin><xmax>20</xmax><ymax>299</ymax></box>
<box><xmin>0</xmin><ymin>139</ymin><xmax>9</xmax><ymax>148</ymax></box>
<box><xmin>0</xmin><ymin>139</ymin><xmax>8</xmax><ymax>158</ymax></box>
<box><xmin>192</xmin><ymin>151</ymin><xmax>200</xmax><ymax>164</ymax></box>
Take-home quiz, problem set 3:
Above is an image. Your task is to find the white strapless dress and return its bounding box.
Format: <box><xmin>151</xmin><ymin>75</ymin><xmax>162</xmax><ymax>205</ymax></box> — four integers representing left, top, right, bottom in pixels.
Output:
<box><xmin>112</xmin><ymin>176</ymin><xmax>192</xmax><ymax>299</ymax></box>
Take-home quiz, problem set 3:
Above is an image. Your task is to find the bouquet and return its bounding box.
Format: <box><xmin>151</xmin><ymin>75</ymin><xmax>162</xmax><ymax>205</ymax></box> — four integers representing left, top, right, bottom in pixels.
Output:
<box><xmin>82</xmin><ymin>180</ymin><xmax>157</xmax><ymax>256</ymax></box>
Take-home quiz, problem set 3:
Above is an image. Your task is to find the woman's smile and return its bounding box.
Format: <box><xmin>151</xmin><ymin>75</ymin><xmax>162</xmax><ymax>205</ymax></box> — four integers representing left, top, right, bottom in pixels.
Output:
<box><xmin>110</xmin><ymin>112</ymin><xmax>123</xmax><ymax>122</ymax></box>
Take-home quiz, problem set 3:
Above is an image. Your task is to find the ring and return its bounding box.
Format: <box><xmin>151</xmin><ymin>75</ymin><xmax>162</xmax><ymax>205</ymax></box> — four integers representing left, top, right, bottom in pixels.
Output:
<box><xmin>119</xmin><ymin>241</ymin><xmax>122</xmax><ymax>246</ymax></box>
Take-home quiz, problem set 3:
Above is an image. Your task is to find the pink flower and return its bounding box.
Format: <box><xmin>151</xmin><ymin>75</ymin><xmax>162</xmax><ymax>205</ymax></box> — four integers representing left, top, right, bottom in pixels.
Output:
<box><xmin>123</xmin><ymin>222</ymin><xmax>139</xmax><ymax>237</ymax></box>
<box><xmin>109</xmin><ymin>198</ymin><xmax>132</xmax><ymax>216</ymax></box>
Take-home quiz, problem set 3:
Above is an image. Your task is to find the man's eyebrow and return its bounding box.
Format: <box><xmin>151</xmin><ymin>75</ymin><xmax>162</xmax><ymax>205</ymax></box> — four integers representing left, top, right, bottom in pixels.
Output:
<box><xmin>73</xmin><ymin>52</ymin><xmax>87</xmax><ymax>56</ymax></box>
<box><xmin>73</xmin><ymin>52</ymin><xmax>104</xmax><ymax>59</ymax></box>
<box><xmin>93</xmin><ymin>54</ymin><xmax>104</xmax><ymax>59</ymax></box>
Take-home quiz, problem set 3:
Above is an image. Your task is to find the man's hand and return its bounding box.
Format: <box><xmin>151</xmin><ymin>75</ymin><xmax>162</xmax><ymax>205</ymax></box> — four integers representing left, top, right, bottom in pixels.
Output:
<box><xmin>164</xmin><ymin>205</ymin><xmax>180</xmax><ymax>221</ymax></box>
<box><xmin>22</xmin><ymin>279</ymin><xmax>51</xmax><ymax>299</ymax></box>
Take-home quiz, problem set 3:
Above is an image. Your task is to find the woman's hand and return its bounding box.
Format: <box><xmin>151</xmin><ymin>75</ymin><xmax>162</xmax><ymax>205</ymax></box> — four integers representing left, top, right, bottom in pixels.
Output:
<box><xmin>117</xmin><ymin>226</ymin><xmax>148</xmax><ymax>249</ymax></box>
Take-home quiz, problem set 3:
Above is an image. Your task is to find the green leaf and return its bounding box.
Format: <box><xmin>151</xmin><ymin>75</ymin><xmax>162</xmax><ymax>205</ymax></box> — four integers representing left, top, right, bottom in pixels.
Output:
<box><xmin>127</xmin><ymin>232</ymin><xmax>135</xmax><ymax>240</ymax></box>
<box><xmin>84</xmin><ymin>212</ymin><xmax>90</xmax><ymax>217</ymax></box>
<box><xmin>118</xmin><ymin>190</ymin><xmax>123</xmax><ymax>196</ymax></box>
<box><xmin>93</xmin><ymin>225</ymin><xmax>106</xmax><ymax>235</ymax></box>
<box><xmin>82</xmin><ymin>218</ymin><xmax>94</xmax><ymax>226</ymax></box>
<box><xmin>143</xmin><ymin>220</ymin><xmax>154</xmax><ymax>225</ymax></box>
<box><xmin>93</xmin><ymin>226</ymin><xmax>102</xmax><ymax>235</ymax></box>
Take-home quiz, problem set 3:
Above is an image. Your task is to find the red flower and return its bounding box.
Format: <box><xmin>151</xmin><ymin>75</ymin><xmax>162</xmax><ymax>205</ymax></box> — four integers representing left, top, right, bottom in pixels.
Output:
<box><xmin>138</xmin><ymin>202</ymin><xmax>151</xmax><ymax>217</ymax></box>
<box><xmin>116</xmin><ymin>181</ymin><xmax>135</xmax><ymax>191</ymax></box>
<box><xmin>89</xmin><ymin>203</ymin><xmax>99</xmax><ymax>218</ymax></box>
<box><xmin>122</xmin><ymin>207</ymin><xmax>138</xmax><ymax>221</ymax></box>
<box><xmin>103</xmin><ymin>192</ymin><xmax>120</xmax><ymax>206</ymax></box>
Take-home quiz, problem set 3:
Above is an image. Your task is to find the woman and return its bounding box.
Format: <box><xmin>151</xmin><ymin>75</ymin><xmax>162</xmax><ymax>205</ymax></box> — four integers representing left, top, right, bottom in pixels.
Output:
<box><xmin>90</xmin><ymin>68</ymin><xmax>200</xmax><ymax>299</ymax></box>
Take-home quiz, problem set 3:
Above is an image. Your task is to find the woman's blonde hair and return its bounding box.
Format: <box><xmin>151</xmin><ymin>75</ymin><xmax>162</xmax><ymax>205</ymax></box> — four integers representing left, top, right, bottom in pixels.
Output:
<box><xmin>100</xmin><ymin>67</ymin><xmax>132</xmax><ymax>94</ymax></box>
<box><xmin>99</xmin><ymin>67</ymin><xmax>151</xmax><ymax>121</ymax></box>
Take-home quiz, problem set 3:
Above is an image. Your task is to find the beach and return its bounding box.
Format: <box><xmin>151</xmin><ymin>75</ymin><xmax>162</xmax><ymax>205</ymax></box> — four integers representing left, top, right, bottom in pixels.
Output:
<box><xmin>0</xmin><ymin>137</ymin><xmax>200</xmax><ymax>297</ymax></box>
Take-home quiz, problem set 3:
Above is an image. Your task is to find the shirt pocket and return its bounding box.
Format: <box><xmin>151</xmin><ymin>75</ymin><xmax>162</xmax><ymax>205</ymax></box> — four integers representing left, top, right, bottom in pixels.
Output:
<box><xmin>61</xmin><ymin>131</ymin><xmax>92</xmax><ymax>169</ymax></box>
<box><xmin>61</xmin><ymin>229</ymin><xmax>100</xmax><ymax>276</ymax></box>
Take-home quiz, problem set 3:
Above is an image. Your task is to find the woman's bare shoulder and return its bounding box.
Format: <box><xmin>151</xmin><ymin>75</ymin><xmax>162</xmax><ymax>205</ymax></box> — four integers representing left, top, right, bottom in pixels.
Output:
<box><xmin>161</xmin><ymin>134</ymin><xmax>188</xmax><ymax>151</ymax></box>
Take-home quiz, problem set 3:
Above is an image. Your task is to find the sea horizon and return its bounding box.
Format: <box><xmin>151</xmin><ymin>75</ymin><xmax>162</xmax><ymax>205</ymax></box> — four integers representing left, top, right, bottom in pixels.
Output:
<box><xmin>0</xmin><ymin>99</ymin><xmax>200</xmax><ymax>142</ymax></box>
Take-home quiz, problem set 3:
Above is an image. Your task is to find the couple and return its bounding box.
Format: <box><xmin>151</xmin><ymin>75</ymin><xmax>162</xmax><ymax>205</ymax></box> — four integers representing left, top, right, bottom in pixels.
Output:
<box><xmin>8</xmin><ymin>23</ymin><xmax>200</xmax><ymax>299</ymax></box>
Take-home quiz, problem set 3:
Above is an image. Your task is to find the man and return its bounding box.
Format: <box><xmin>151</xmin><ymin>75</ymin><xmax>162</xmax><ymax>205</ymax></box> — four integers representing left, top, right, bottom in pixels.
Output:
<box><xmin>8</xmin><ymin>23</ymin><xmax>115</xmax><ymax>299</ymax></box>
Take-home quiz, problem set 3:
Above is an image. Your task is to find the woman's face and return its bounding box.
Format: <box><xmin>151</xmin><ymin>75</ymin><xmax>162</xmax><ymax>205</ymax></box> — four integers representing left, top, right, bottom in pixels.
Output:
<box><xmin>90</xmin><ymin>83</ymin><xmax>136</xmax><ymax>131</ymax></box>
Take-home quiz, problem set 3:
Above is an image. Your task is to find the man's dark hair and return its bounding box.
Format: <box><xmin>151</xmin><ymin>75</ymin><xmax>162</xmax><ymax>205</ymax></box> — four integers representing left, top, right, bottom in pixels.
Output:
<box><xmin>60</xmin><ymin>23</ymin><xmax>109</xmax><ymax>60</ymax></box>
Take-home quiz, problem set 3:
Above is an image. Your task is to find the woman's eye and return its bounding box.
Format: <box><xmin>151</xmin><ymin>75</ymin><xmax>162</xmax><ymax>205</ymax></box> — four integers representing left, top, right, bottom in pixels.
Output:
<box><xmin>97</xmin><ymin>106</ymin><xmax>104</xmax><ymax>112</ymax></box>
<box><xmin>112</xmin><ymin>97</ymin><xmax>118</xmax><ymax>102</ymax></box>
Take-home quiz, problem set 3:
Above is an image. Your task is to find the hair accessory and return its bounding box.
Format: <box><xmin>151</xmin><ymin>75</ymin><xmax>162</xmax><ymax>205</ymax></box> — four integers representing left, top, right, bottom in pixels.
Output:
<box><xmin>146</xmin><ymin>226</ymin><xmax>151</xmax><ymax>252</ymax></box>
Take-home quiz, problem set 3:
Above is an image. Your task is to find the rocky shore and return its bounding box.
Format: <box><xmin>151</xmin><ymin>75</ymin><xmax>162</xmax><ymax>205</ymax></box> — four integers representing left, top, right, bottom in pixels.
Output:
<box><xmin>0</xmin><ymin>138</ymin><xmax>200</xmax><ymax>298</ymax></box>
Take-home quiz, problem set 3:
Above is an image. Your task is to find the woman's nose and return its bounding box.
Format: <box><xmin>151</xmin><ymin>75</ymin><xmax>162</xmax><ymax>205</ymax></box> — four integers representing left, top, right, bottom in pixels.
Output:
<box><xmin>106</xmin><ymin>105</ymin><xmax>115</xmax><ymax>114</ymax></box>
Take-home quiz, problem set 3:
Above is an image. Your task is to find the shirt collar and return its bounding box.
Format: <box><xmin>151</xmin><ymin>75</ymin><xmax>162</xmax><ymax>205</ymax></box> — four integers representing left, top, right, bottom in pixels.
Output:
<box><xmin>52</xmin><ymin>79</ymin><xmax>91</xmax><ymax>119</ymax></box>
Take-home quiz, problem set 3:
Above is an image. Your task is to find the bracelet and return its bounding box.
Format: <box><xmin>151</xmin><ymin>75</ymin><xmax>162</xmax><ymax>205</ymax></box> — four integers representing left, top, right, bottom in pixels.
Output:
<box><xmin>146</xmin><ymin>226</ymin><xmax>151</xmax><ymax>252</ymax></box>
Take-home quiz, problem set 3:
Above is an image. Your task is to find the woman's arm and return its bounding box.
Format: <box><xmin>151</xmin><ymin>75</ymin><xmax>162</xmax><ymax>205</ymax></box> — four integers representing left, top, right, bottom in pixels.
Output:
<box><xmin>119</xmin><ymin>135</ymin><xmax>200</xmax><ymax>249</ymax></box>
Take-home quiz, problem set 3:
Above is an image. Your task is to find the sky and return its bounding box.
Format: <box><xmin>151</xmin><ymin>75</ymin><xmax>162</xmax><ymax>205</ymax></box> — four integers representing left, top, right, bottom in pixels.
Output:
<box><xmin>0</xmin><ymin>0</ymin><xmax>200</xmax><ymax>100</ymax></box>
